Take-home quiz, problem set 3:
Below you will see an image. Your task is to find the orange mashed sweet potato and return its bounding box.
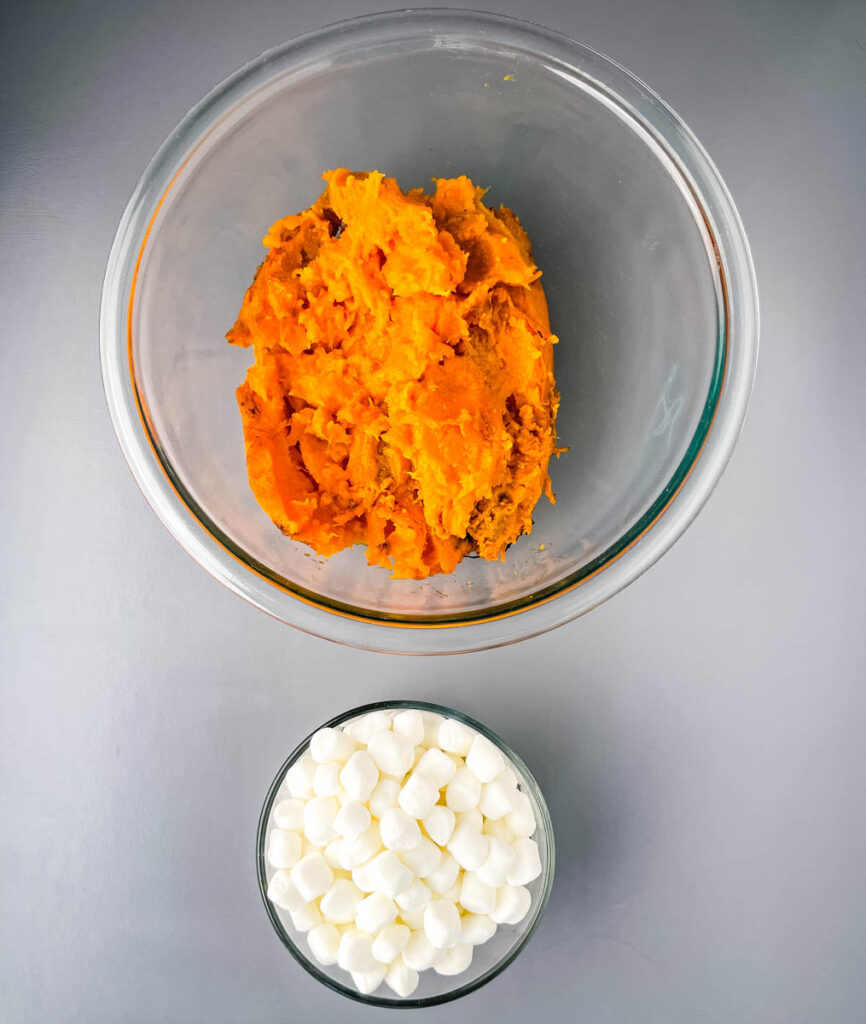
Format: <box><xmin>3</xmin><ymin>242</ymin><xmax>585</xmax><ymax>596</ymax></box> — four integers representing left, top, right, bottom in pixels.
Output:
<box><xmin>227</xmin><ymin>169</ymin><xmax>559</xmax><ymax>579</ymax></box>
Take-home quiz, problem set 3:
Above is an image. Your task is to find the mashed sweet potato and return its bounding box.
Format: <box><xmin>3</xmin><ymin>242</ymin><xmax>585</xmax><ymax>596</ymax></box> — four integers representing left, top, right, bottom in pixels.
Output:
<box><xmin>227</xmin><ymin>169</ymin><xmax>559</xmax><ymax>579</ymax></box>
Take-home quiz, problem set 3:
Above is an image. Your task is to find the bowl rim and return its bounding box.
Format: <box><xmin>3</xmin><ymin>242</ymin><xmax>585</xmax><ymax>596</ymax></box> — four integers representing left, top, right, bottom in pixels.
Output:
<box><xmin>100</xmin><ymin>7</ymin><xmax>759</xmax><ymax>654</ymax></box>
<box><xmin>256</xmin><ymin>699</ymin><xmax>556</xmax><ymax>1007</ymax></box>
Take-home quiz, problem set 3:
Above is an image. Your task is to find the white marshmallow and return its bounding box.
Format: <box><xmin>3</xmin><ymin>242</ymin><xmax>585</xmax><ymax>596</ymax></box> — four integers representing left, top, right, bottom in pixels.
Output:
<box><xmin>497</xmin><ymin>763</ymin><xmax>519</xmax><ymax>787</ymax></box>
<box><xmin>423</xmin><ymin>898</ymin><xmax>461</xmax><ymax>950</ymax></box>
<box><xmin>438</xmin><ymin>718</ymin><xmax>475</xmax><ymax>756</ymax></box>
<box><xmin>355</xmin><ymin>891</ymin><xmax>398</xmax><ymax>934</ymax></box>
<box><xmin>351</xmin><ymin>965</ymin><xmax>386</xmax><ymax>994</ymax></box>
<box><xmin>351</xmin><ymin>861</ymin><xmax>377</xmax><ymax>893</ymax></box>
<box><xmin>507</xmin><ymin>837</ymin><xmax>542</xmax><ymax>886</ymax></box>
<box><xmin>323</xmin><ymin>837</ymin><xmax>344</xmax><ymax>870</ymax></box>
<box><xmin>420</xmin><ymin>712</ymin><xmax>445</xmax><ymax>748</ymax></box>
<box><xmin>369</xmin><ymin>778</ymin><xmax>401</xmax><ymax>818</ymax></box>
<box><xmin>505</xmin><ymin>790</ymin><xmax>536</xmax><ymax>838</ymax></box>
<box><xmin>434</xmin><ymin>942</ymin><xmax>473</xmax><ymax>976</ymax></box>
<box><xmin>395</xmin><ymin>878</ymin><xmax>431</xmax><ymax>912</ymax></box>
<box><xmin>290</xmin><ymin>852</ymin><xmax>333</xmax><ymax>902</ymax></box>
<box><xmin>348</xmin><ymin>711</ymin><xmax>392</xmax><ymax>744</ymax></box>
<box><xmin>401</xmin><ymin>930</ymin><xmax>442</xmax><ymax>971</ymax></box>
<box><xmin>460</xmin><ymin>913</ymin><xmax>497</xmax><ymax>946</ymax></box>
<box><xmin>320</xmin><ymin>878</ymin><xmax>364</xmax><ymax>924</ymax></box>
<box><xmin>386</xmin><ymin>959</ymin><xmax>419</xmax><ymax>997</ymax></box>
<box><xmin>466</xmin><ymin>734</ymin><xmax>505</xmax><ymax>783</ymax></box>
<box><xmin>392</xmin><ymin>709</ymin><xmax>425</xmax><ymax>747</ymax></box>
<box><xmin>290</xmin><ymin>900</ymin><xmax>323</xmax><ymax>932</ymax></box>
<box><xmin>454</xmin><ymin>807</ymin><xmax>484</xmax><ymax>834</ymax></box>
<box><xmin>266</xmin><ymin>870</ymin><xmax>305</xmax><ymax>912</ymax></box>
<box><xmin>441</xmin><ymin>879</ymin><xmax>463</xmax><ymax>903</ymax></box>
<box><xmin>372</xmin><ymin>923</ymin><xmax>410</xmax><ymax>964</ymax></box>
<box><xmin>459</xmin><ymin>871</ymin><xmax>496</xmax><ymax>915</ymax></box>
<box><xmin>333</xmin><ymin>801</ymin><xmax>371</xmax><ymax>842</ymax></box>
<box><xmin>479</xmin><ymin>779</ymin><xmax>517</xmax><ymax>820</ymax></box>
<box><xmin>425</xmin><ymin>851</ymin><xmax>459</xmax><ymax>894</ymax></box>
<box><xmin>273</xmin><ymin>798</ymin><xmax>305</xmax><ymax>832</ymax></box>
<box><xmin>338</xmin><ymin>929</ymin><xmax>378</xmax><ymax>973</ymax></box>
<box><xmin>483</xmin><ymin>817</ymin><xmax>517</xmax><ymax>842</ymax></box>
<box><xmin>476</xmin><ymin>837</ymin><xmax>517</xmax><ymax>888</ymax></box>
<box><xmin>490</xmin><ymin>884</ymin><xmax>532</xmax><ymax>925</ymax></box>
<box><xmin>380</xmin><ymin>808</ymin><xmax>422</xmax><ymax>853</ymax></box>
<box><xmin>310</xmin><ymin>726</ymin><xmax>355</xmax><ymax>765</ymax></box>
<box><xmin>400</xmin><ymin>837</ymin><xmax>441</xmax><ymax>879</ymax></box>
<box><xmin>339</xmin><ymin>750</ymin><xmax>379</xmax><ymax>803</ymax></box>
<box><xmin>367</xmin><ymin>731</ymin><xmax>414</xmax><ymax>778</ymax></box>
<box><xmin>398</xmin><ymin>772</ymin><xmax>440</xmax><ymax>820</ymax></box>
<box><xmin>285</xmin><ymin>754</ymin><xmax>316</xmax><ymax>798</ymax></box>
<box><xmin>267</xmin><ymin>829</ymin><xmax>302</xmax><ymax>870</ymax></box>
<box><xmin>447</xmin><ymin>824</ymin><xmax>489</xmax><ymax>871</ymax></box>
<box><xmin>445</xmin><ymin>768</ymin><xmax>482</xmax><ymax>812</ymax></box>
<box><xmin>414</xmin><ymin>747</ymin><xmax>458</xmax><ymax>789</ymax></box>
<box><xmin>364</xmin><ymin>850</ymin><xmax>414</xmax><ymax>899</ymax></box>
<box><xmin>313</xmin><ymin>761</ymin><xmax>342</xmax><ymax>797</ymax></box>
<box><xmin>302</xmin><ymin>796</ymin><xmax>339</xmax><ymax>846</ymax></box>
<box><xmin>307</xmin><ymin>923</ymin><xmax>341</xmax><ymax>965</ymax></box>
<box><xmin>423</xmin><ymin>806</ymin><xmax>456</xmax><ymax>847</ymax></box>
<box><xmin>338</xmin><ymin>820</ymin><xmax>381</xmax><ymax>872</ymax></box>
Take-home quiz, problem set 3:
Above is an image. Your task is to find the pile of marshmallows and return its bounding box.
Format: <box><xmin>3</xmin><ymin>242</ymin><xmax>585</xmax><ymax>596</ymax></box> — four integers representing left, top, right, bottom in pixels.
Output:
<box><xmin>265</xmin><ymin>707</ymin><xmax>542</xmax><ymax>997</ymax></box>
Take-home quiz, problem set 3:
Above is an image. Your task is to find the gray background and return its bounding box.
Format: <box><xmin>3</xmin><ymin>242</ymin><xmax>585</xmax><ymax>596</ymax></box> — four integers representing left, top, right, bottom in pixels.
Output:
<box><xmin>2</xmin><ymin>0</ymin><xmax>865</xmax><ymax>1020</ymax></box>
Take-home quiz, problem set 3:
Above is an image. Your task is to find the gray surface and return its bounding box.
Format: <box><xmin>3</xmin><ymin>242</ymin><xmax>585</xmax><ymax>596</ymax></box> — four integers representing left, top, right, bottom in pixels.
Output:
<box><xmin>1</xmin><ymin>0</ymin><xmax>865</xmax><ymax>1020</ymax></box>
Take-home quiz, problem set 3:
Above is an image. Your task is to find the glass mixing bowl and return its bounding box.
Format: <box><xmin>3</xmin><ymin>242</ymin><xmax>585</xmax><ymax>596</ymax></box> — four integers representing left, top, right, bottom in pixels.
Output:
<box><xmin>101</xmin><ymin>10</ymin><xmax>758</xmax><ymax>653</ymax></box>
<box><xmin>256</xmin><ymin>701</ymin><xmax>555</xmax><ymax>1007</ymax></box>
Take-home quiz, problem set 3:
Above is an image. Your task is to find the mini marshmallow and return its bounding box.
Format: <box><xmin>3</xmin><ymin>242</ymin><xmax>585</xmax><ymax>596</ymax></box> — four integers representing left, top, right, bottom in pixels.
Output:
<box><xmin>380</xmin><ymin>808</ymin><xmax>422</xmax><ymax>853</ymax></box>
<box><xmin>454</xmin><ymin>807</ymin><xmax>484</xmax><ymax>834</ymax></box>
<box><xmin>490</xmin><ymin>884</ymin><xmax>532</xmax><ymax>925</ymax></box>
<box><xmin>466</xmin><ymin>734</ymin><xmax>505</xmax><ymax>783</ymax></box>
<box><xmin>395</xmin><ymin>878</ymin><xmax>431</xmax><ymax>912</ymax></box>
<box><xmin>401</xmin><ymin>930</ymin><xmax>442</xmax><ymax>971</ymax></box>
<box><xmin>483</xmin><ymin>817</ymin><xmax>517</xmax><ymax>842</ymax></box>
<box><xmin>333</xmin><ymin>801</ymin><xmax>371</xmax><ymax>842</ymax></box>
<box><xmin>355</xmin><ymin>891</ymin><xmax>398</xmax><ymax>934</ymax></box>
<box><xmin>323</xmin><ymin>837</ymin><xmax>343</xmax><ymax>870</ymax></box>
<box><xmin>446</xmin><ymin>768</ymin><xmax>482</xmax><ymax>813</ymax></box>
<box><xmin>479</xmin><ymin>779</ymin><xmax>517</xmax><ymax>820</ymax></box>
<box><xmin>423</xmin><ymin>898</ymin><xmax>462</xmax><ymax>950</ymax></box>
<box><xmin>447</xmin><ymin>824</ymin><xmax>489</xmax><ymax>871</ymax></box>
<box><xmin>425</xmin><ymin>851</ymin><xmax>460</xmax><ymax>894</ymax></box>
<box><xmin>302</xmin><ymin>795</ymin><xmax>339</xmax><ymax>846</ymax></box>
<box><xmin>351</xmin><ymin>861</ymin><xmax>377</xmax><ymax>893</ymax></box>
<box><xmin>420</xmin><ymin>712</ymin><xmax>445</xmax><ymax>748</ymax></box>
<box><xmin>505</xmin><ymin>790</ymin><xmax>536</xmax><ymax>838</ymax></box>
<box><xmin>423</xmin><ymin>806</ymin><xmax>456</xmax><ymax>847</ymax></box>
<box><xmin>290</xmin><ymin>852</ymin><xmax>333</xmax><ymax>902</ymax></box>
<box><xmin>400</xmin><ymin>837</ymin><xmax>441</xmax><ymax>879</ymax></box>
<box><xmin>338</xmin><ymin>929</ymin><xmax>378</xmax><ymax>973</ymax></box>
<box><xmin>351</xmin><ymin>965</ymin><xmax>387</xmax><ymax>994</ymax></box>
<box><xmin>267</xmin><ymin>829</ymin><xmax>302</xmax><ymax>870</ymax></box>
<box><xmin>392</xmin><ymin>709</ymin><xmax>425</xmax><ymax>747</ymax></box>
<box><xmin>307</xmin><ymin>923</ymin><xmax>341</xmax><ymax>965</ymax></box>
<box><xmin>367</xmin><ymin>731</ymin><xmax>414</xmax><ymax>778</ymax></box>
<box><xmin>368</xmin><ymin>778</ymin><xmax>401</xmax><ymax>818</ymax></box>
<box><xmin>266</xmin><ymin>870</ymin><xmax>305</xmax><ymax>912</ymax></box>
<box><xmin>320</xmin><ymin>878</ymin><xmax>364</xmax><ymax>924</ymax></box>
<box><xmin>497</xmin><ymin>763</ymin><xmax>519</xmax><ymax>787</ymax></box>
<box><xmin>414</xmin><ymin>747</ymin><xmax>457</xmax><ymax>789</ymax></box>
<box><xmin>285</xmin><ymin>754</ymin><xmax>316</xmax><ymax>798</ymax></box>
<box><xmin>386</xmin><ymin>959</ymin><xmax>419</xmax><ymax>997</ymax></box>
<box><xmin>438</xmin><ymin>718</ymin><xmax>475</xmax><ymax>756</ymax></box>
<box><xmin>460</xmin><ymin>913</ymin><xmax>497</xmax><ymax>946</ymax></box>
<box><xmin>434</xmin><ymin>942</ymin><xmax>473</xmax><ymax>976</ymax></box>
<box><xmin>348</xmin><ymin>711</ymin><xmax>392</xmax><ymax>745</ymax></box>
<box><xmin>398</xmin><ymin>905</ymin><xmax>427</xmax><ymax>930</ymax></box>
<box><xmin>507</xmin><ymin>837</ymin><xmax>542</xmax><ymax>886</ymax></box>
<box><xmin>290</xmin><ymin>900</ymin><xmax>323</xmax><ymax>932</ymax></box>
<box><xmin>313</xmin><ymin>761</ymin><xmax>342</xmax><ymax>797</ymax></box>
<box><xmin>365</xmin><ymin>850</ymin><xmax>414</xmax><ymax>899</ymax></box>
<box><xmin>310</xmin><ymin>726</ymin><xmax>355</xmax><ymax>765</ymax></box>
<box><xmin>459</xmin><ymin>871</ymin><xmax>496</xmax><ymax>915</ymax></box>
<box><xmin>476</xmin><ymin>837</ymin><xmax>517</xmax><ymax>888</ymax></box>
<box><xmin>338</xmin><ymin>820</ymin><xmax>382</xmax><ymax>870</ymax></box>
<box><xmin>372</xmin><ymin>923</ymin><xmax>410</xmax><ymax>964</ymax></box>
<box><xmin>441</xmin><ymin>879</ymin><xmax>463</xmax><ymax>903</ymax></box>
<box><xmin>273</xmin><ymin>798</ymin><xmax>305</xmax><ymax>832</ymax></box>
<box><xmin>339</xmin><ymin>750</ymin><xmax>379</xmax><ymax>803</ymax></box>
<box><xmin>398</xmin><ymin>772</ymin><xmax>440</xmax><ymax>820</ymax></box>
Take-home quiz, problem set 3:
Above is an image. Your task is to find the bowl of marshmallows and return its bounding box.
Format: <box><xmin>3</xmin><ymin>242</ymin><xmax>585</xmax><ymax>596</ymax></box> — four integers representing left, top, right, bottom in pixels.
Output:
<box><xmin>257</xmin><ymin>701</ymin><xmax>554</xmax><ymax>1006</ymax></box>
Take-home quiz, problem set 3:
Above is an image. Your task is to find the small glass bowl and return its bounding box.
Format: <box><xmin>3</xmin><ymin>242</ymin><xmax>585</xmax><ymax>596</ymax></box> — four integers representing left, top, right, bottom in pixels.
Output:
<box><xmin>256</xmin><ymin>701</ymin><xmax>555</xmax><ymax>1007</ymax></box>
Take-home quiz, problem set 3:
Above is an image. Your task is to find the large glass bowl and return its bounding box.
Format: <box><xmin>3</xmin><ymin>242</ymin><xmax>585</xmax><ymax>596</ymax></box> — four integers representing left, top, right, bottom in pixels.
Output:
<box><xmin>256</xmin><ymin>701</ymin><xmax>555</xmax><ymax>1007</ymax></box>
<box><xmin>100</xmin><ymin>9</ymin><xmax>758</xmax><ymax>654</ymax></box>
